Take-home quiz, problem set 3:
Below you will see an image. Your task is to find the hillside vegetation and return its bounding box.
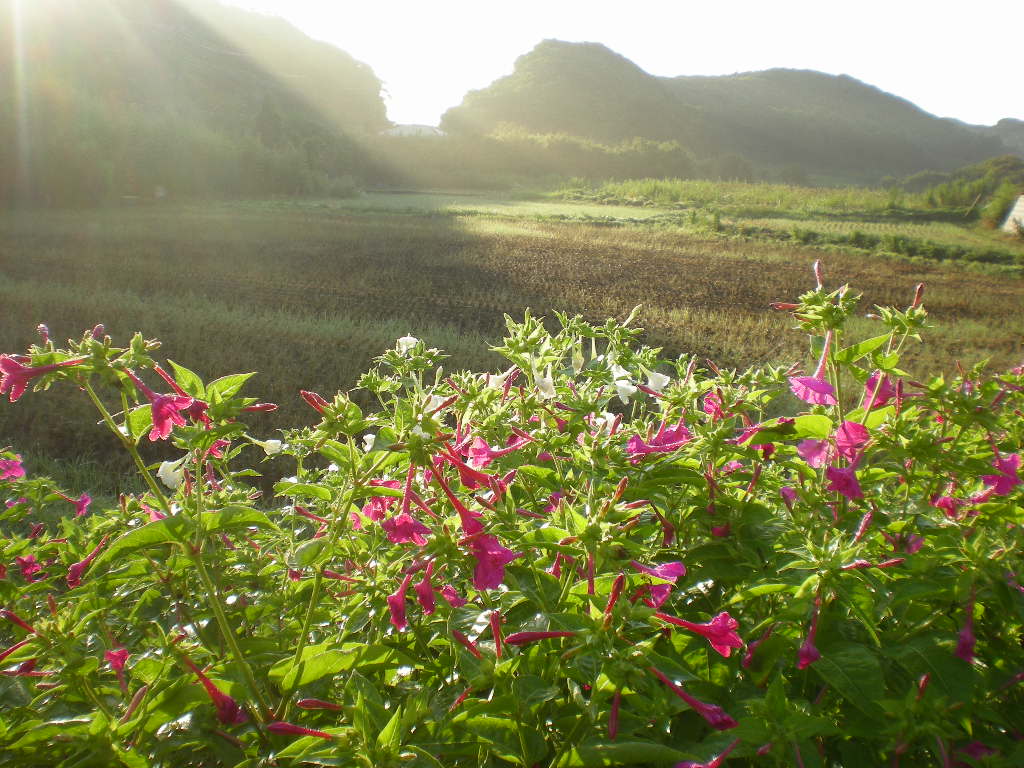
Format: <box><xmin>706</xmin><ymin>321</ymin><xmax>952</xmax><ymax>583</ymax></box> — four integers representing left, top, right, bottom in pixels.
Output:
<box><xmin>441</xmin><ymin>40</ymin><xmax>1018</xmax><ymax>185</ymax></box>
<box><xmin>0</xmin><ymin>0</ymin><xmax>388</xmax><ymax>205</ymax></box>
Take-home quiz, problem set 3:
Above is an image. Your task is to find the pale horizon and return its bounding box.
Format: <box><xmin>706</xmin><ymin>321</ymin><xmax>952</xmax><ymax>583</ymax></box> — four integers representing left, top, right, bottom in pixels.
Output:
<box><xmin>220</xmin><ymin>0</ymin><xmax>1020</xmax><ymax>129</ymax></box>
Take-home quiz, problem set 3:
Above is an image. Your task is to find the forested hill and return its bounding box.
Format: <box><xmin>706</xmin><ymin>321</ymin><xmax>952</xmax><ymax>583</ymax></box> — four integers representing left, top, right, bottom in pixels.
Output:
<box><xmin>0</xmin><ymin>0</ymin><xmax>388</xmax><ymax>205</ymax></box>
<box><xmin>441</xmin><ymin>40</ymin><xmax>1017</xmax><ymax>184</ymax></box>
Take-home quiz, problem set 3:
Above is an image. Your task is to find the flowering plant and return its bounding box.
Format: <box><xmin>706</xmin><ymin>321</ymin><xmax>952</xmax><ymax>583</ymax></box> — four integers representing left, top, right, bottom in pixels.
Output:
<box><xmin>1</xmin><ymin>266</ymin><xmax>1022</xmax><ymax>767</ymax></box>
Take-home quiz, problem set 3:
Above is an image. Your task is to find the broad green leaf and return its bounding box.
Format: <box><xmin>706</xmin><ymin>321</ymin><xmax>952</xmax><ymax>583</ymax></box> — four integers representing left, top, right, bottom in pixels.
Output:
<box><xmin>812</xmin><ymin>642</ymin><xmax>885</xmax><ymax>717</ymax></box>
<box><xmin>377</xmin><ymin>706</ymin><xmax>404</xmax><ymax>751</ymax></box>
<box><xmin>792</xmin><ymin>414</ymin><xmax>833</xmax><ymax>439</ymax></box>
<box><xmin>269</xmin><ymin>643</ymin><xmax>399</xmax><ymax>690</ymax></box>
<box><xmin>203</xmin><ymin>505</ymin><xmax>278</xmax><ymax>533</ymax></box>
<box><xmin>835</xmin><ymin>334</ymin><xmax>889</xmax><ymax>364</ymax></box>
<box><xmin>728</xmin><ymin>583</ymin><xmax>796</xmax><ymax>604</ymax></box>
<box><xmin>290</xmin><ymin>537</ymin><xmax>330</xmax><ymax>568</ymax></box>
<box><xmin>275</xmin><ymin>481</ymin><xmax>333</xmax><ymax>501</ymax></box>
<box><xmin>556</xmin><ymin>740</ymin><xmax>694</xmax><ymax>767</ymax></box>
<box><xmin>125</xmin><ymin>404</ymin><xmax>152</xmax><ymax>444</ymax></box>
<box><xmin>90</xmin><ymin>515</ymin><xmax>192</xmax><ymax>570</ymax></box>
<box><xmin>167</xmin><ymin>359</ymin><xmax>205</xmax><ymax>398</ymax></box>
<box><xmin>206</xmin><ymin>372</ymin><xmax>255</xmax><ymax>400</ymax></box>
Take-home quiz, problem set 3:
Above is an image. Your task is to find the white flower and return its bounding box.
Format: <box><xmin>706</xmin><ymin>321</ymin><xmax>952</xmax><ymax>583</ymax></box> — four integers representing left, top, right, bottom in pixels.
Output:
<box><xmin>426</xmin><ymin>394</ymin><xmax>447</xmax><ymax>413</ymax></box>
<box><xmin>411</xmin><ymin>424</ymin><xmax>429</xmax><ymax>439</ymax></box>
<box><xmin>327</xmin><ymin>463</ymin><xmax>339</xmax><ymax>473</ymax></box>
<box><xmin>362</xmin><ymin>433</ymin><xmax>376</xmax><ymax>452</ymax></box>
<box><xmin>253</xmin><ymin>438</ymin><xmax>282</xmax><ymax>456</ymax></box>
<box><xmin>646</xmin><ymin>371</ymin><xmax>671</xmax><ymax>393</ymax></box>
<box><xmin>537</xmin><ymin>375</ymin><xmax>556</xmax><ymax>400</ymax></box>
<box><xmin>396</xmin><ymin>334</ymin><xmax>418</xmax><ymax>354</ymax></box>
<box><xmin>615</xmin><ymin>379</ymin><xmax>637</xmax><ymax>404</ymax></box>
<box><xmin>157</xmin><ymin>458</ymin><xmax>186</xmax><ymax>489</ymax></box>
<box><xmin>485</xmin><ymin>366</ymin><xmax>515</xmax><ymax>389</ymax></box>
<box><xmin>610</xmin><ymin>363</ymin><xmax>631</xmax><ymax>382</ymax></box>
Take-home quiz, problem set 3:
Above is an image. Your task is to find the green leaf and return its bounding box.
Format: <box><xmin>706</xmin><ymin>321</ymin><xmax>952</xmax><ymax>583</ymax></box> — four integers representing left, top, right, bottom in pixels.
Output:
<box><xmin>793</xmin><ymin>414</ymin><xmax>833</xmax><ymax>439</ymax></box>
<box><xmin>812</xmin><ymin>642</ymin><xmax>885</xmax><ymax>717</ymax></box>
<box><xmin>835</xmin><ymin>334</ymin><xmax>889</xmax><ymax>364</ymax></box>
<box><xmin>125</xmin><ymin>405</ymin><xmax>152</xmax><ymax>443</ymax></box>
<box><xmin>728</xmin><ymin>583</ymin><xmax>796</xmax><ymax>604</ymax></box>
<box><xmin>290</xmin><ymin>538</ymin><xmax>330</xmax><ymax>568</ymax></box>
<box><xmin>556</xmin><ymin>740</ymin><xmax>694</xmax><ymax>767</ymax></box>
<box><xmin>377</xmin><ymin>706</ymin><xmax>404</xmax><ymax>751</ymax></box>
<box><xmin>206</xmin><ymin>372</ymin><xmax>255</xmax><ymax>400</ymax></box>
<box><xmin>90</xmin><ymin>515</ymin><xmax>192</xmax><ymax>571</ymax></box>
<box><xmin>269</xmin><ymin>643</ymin><xmax>399</xmax><ymax>691</ymax></box>
<box><xmin>203</xmin><ymin>506</ymin><xmax>278</xmax><ymax>533</ymax></box>
<box><xmin>167</xmin><ymin>359</ymin><xmax>205</xmax><ymax>398</ymax></box>
<box><xmin>275</xmin><ymin>482</ymin><xmax>333</xmax><ymax>501</ymax></box>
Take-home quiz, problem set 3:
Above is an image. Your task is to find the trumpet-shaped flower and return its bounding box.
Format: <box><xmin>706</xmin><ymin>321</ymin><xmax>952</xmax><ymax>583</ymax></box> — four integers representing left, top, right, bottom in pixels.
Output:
<box><xmin>825</xmin><ymin>465</ymin><xmax>863</xmax><ymax>500</ymax></box>
<box><xmin>631</xmin><ymin>560</ymin><xmax>686</xmax><ymax>608</ymax></box>
<box><xmin>381</xmin><ymin>511</ymin><xmax>432</xmax><ymax>546</ymax></box>
<box><xmin>675</xmin><ymin>738</ymin><xmax>741</xmax><ymax>768</ymax></box>
<box><xmin>386</xmin><ymin>572</ymin><xmax>415</xmax><ymax>632</ymax></box>
<box><xmin>981</xmin><ymin>453</ymin><xmax>1021</xmax><ymax>496</ymax></box>
<box><xmin>66</xmin><ymin>535</ymin><xmax>109</xmax><ymax>588</ymax></box>
<box><xmin>649</xmin><ymin>667</ymin><xmax>738</xmax><ymax>730</ymax></box>
<box><xmin>0</xmin><ymin>456</ymin><xmax>25</xmax><ymax>480</ymax></box>
<box><xmin>182</xmin><ymin>657</ymin><xmax>247</xmax><ymax>725</ymax></box>
<box><xmin>467</xmin><ymin>534</ymin><xmax>521</xmax><ymax>590</ymax></box>
<box><xmin>797</xmin><ymin>439</ymin><xmax>831</xmax><ymax>468</ymax></box>
<box><xmin>834</xmin><ymin>421</ymin><xmax>870</xmax><ymax>462</ymax></box>
<box><xmin>865</xmin><ymin>371</ymin><xmax>896</xmax><ymax>408</ymax></box>
<box><xmin>655</xmin><ymin>611</ymin><xmax>743</xmax><ymax>657</ymax></box>
<box><xmin>0</xmin><ymin>355</ymin><xmax>86</xmax><ymax>402</ymax></box>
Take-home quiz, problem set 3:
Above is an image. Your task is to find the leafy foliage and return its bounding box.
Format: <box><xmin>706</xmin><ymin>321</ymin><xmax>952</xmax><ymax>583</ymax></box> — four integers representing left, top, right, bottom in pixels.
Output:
<box><xmin>1</xmin><ymin>267</ymin><xmax>1022</xmax><ymax>766</ymax></box>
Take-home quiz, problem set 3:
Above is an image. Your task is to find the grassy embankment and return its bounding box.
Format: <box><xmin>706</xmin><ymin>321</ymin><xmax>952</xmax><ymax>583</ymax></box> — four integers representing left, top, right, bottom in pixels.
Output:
<box><xmin>1</xmin><ymin>190</ymin><xmax>1022</xmax><ymax>491</ymax></box>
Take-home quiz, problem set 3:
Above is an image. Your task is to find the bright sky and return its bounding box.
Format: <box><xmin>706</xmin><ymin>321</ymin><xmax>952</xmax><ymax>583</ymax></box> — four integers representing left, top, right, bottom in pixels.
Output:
<box><xmin>222</xmin><ymin>0</ymin><xmax>1020</xmax><ymax>127</ymax></box>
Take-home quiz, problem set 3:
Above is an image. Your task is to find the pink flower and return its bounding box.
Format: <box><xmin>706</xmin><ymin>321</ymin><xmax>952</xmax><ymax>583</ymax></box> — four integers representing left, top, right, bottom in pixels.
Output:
<box><xmin>467</xmin><ymin>534</ymin><xmax>521</xmax><ymax>590</ymax></box>
<box><xmin>440</xmin><ymin>584</ymin><xmax>467</xmax><ymax>607</ymax></box>
<box><xmin>358</xmin><ymin>480</ymin><xmax>401</xmax><ymax>525</ymax></box>
<box><xmin>0</xmin><ymin>456</ymin><xmax>25</xmax><ymax>480</ymax></box>
<box><xmin>797</xmin><ymin>439</ymin><xmax>831</xmax><ymax>468</ymax></box>
<box><xmin>834</xmin><ymin>421</ymin><xmax>870</xmax><ymax>462</ymax></box>
<box><xmin>414</xmin><ymin>562</ymin><xmax>436</xmax><ymax>615</ymax></box>
<box><xmin>267</xmin><ymin>721</ymin><xmax>334</xmax><ymax>740</ymax></box>
<box><xmin>631</xmin><ymin>560</ymin><xmax>686</xmax><ymax>608</ymax></box>
<box><xmin>57</xmin><ymin>491</ymin><xmax>91</xmax><ymax>518</ymax></box>
<box><xmin>67</xmin><ymin>535</ymin><xmax>109</xmax><ymax>588</ymax></box>
<box><xmin>797</xmin><ymin>597</ymin><xmax>822</xmax><ymax>670</ymax></box>
<box><xmin>789</xmin><ymin>376</ymin><xmax>837</xmax><ymax>405</ymax></box>
<box><xmin>780</xmin><ymin>486</ymin><xmax>797</xmax><ymax>510</ymax></box>
<box><xmin>380</xmin><ymin>512</ymin><xmax>431</xmax><ymax>546</ymax></box>
<box><xmin>1</xmin><ymin>608</ymin><xmax>37</xmax><ymax>634</ymax></box>
<box><xmin>655</xmin><ymin>611</ymin><xmax>743</xmax><ymax>658</ymax></box>
<box><xmin>675</xmin><ymin>738</ymin><xmax>741</xmax><ymax>768</ymax></box>
<box><xmin>0</xmin><ymin>356</ymin><xmax>86</xmax><ymax>402</ymax></box>
<box><xmin>105</xmin><ymin>648</ymin><xmax>130</xmax><ymax>672</ymax></box>
<box><xmin>466</xmin><ymin>434</ymin><xmax>531</xmax><ymax>469</ymax></box>
<box><xmin>702</xmin><ymin>391</ymin><xmax>725</xmax><ymax>421</ymax></box>
<box><xmin>386</xmin><ymin>572</ymin><xmax>415</xmax><ymax>632</ymax></box>
<box><xmin>125</xmin><ymin>371</ymin><xmax>193</xmax><ymax>441</ymax></box>
<box><xmin>982</xmin><ymin>453</ymin><xmax>1021</xmax><ymax>496</ymax></box>
<box><xmin>626</xmin><ymin>420</ymin><xmax>691</xmax><ymax>463</ymax></box>
<box><xmin>452</xmin><ymin>629</ymin><xmax>482</xmax><ymax>659</ymax></box>
<box><xmin>504</xmin><ymin>631</ymin><xmax>577</xmax><ymax>646</ymax></box>
<box><xmin>825</xmin><ymin>466</ymin><xmax>863</xmax><ymax>500</ymax></box>
<box><xmin>955</xmin><ymin>599</ymin><xmax>976</xmax><ymax>663</ymax></box>
<box><xmin>865</xmin><ymin>371</ymin><xmax>896</xmax><ymax>409</ymax></box>
<box><xmin>648</xmin><ymin>666</ymin><xmax>738</xmax><ymax>730</ymax></box>
<box><xmin>15</xmin><ymin>555</ymin><xmax>42</xmax><ymax>582</ymax></box>
<box><xmin>182</xmin><ymin>656</ymin><xmax>247</xmax><ymax>725</ymax></box>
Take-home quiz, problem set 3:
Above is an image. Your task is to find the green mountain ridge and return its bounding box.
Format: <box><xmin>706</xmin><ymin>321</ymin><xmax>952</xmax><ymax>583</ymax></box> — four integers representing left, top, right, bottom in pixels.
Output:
<box><xmin>442</xmin><ymin>40</ymin><xmax>1019</xmax><ymax>184</ymax></box>
<box><xmin>0</xmin><ymin>0</ymin><xmax>388</xmax><ymax>205</ymax></box>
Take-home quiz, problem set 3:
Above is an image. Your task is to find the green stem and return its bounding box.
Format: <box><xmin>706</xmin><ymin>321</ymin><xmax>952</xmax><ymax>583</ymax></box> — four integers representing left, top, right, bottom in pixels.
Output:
<box><xmin>83</xmin><ymin>381</ymin><xmax>172</xmax><ymax>516</ymax></box>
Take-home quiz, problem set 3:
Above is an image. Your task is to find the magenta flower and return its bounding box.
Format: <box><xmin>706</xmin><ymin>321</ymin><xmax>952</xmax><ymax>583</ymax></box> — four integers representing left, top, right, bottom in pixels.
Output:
<box><xmin>702</xmin><ymin>391</ymin><xmax>725</xmax><ymax>421</ymax></box>
<box><xmin>440</xmin><ymin>584</ymin><xmax>467</xmax><ymax>607</ymax></box>
<box><xmin>414</xmin><ymin>562</ymin><xmax>436</xmax><ymax>615</ymax></box>
<box><xmin>676</xmin><ymin>738</ymin><xmax>741</xmax><ymax>768</ymax></box>
<box><xmin>467</xmin><ymin>534</ymin><xmax>521</xmax><ymax>590</ymax></box>
<box><xmin>300</xmin><ymin>389</ymin><xmax>330</xmax><ymax>414</ymax></box>
<box><xmin>631</xmin><ymin>560</ymin><xmax>686</xmax><ymax>609</ymax></box>
<box><xmin>1</xmin><ymin>608</ymin><xmax>37</xmax><ymax>635</ymax></box>
<box><xmin>825</xmin><ymin>465</ymin><xmax>863</xmax><ymax>500</ymax></box>
<box><xmin>789</xmin><ymin>331</ymin><xmax>836</xmax><ymax>405</ymax></box>
<box><xmin>797</xmin><ymin>439</ymin><xmax>831</xmax><ymax>468</ymax></box>
<box><xmin>797</xmin><ymin>597</ymin><xmax>822</xmax><ymax>670</ymax></box>
<box><xmin>742</xmin><ymin>623</ymin><xmax>777</xmax><ymax>669</ymax></box>
<box><xmin>0</xmin><ymin>355</ymin><xmax>86</xmax><ymax>402</ymax></box>
<box><xmin>466</xmin><ymin>435</ymin><xmax>531</xmax><ymax>469</ymax></box>
<box><xmin>67</xmin><ymin>535</ymin><xmax>109</xmax><ymax>588</ymax></box>
<box><xmin>780</xmin><ymin>486</ymin><xmax>797</xmax><ymax>510</ymax></box>
<box><xmin>982</xmin><ymin>453</ymin><xmax>1021</xmax><ymax>496</ymax></box>
<box><xmin>125</xmin><ymin>371</ymin><xmax>193</xmax><ymax>441</ymax></box>
<box><xmin>105</xmin><ymin>647</ymin><xmax>130</xmax><ymax>692</ymax></box>
<box><xmin>490</xmin><ymin>610</ymin><xmax>504</xmax><ymax>659</ymax></box>
<box><xmin>386</xmin><ymin>572</ymin><xmax>415</xmax><ymax>632</ymax></box>
<box><xmin>357</xmin><ymin>480</ymin><xmax>401</xmax><ymax>526</ymax></box>
<box><xmin>182</xmin><ymin>656</ymin><xmax>247</xmax><ymax>725</ymax></box>
<box><xmin>267</xmin><ymin>721</ymin><xmax>334</xmax><ymax>740</ymax></box>
<box><xmin>381</xmin><ymin>512</ymin><xmax>432</xmax><ymax>546</ymax></box>
<box><xmin>0</xmin><ymin>456</ymin><xmax>25</xmax><ymax>480</ymax></box>
<box><xmin>955</xmin><ymin>599</ymin><xmax>976</xmax><ymax>663</ymax></box>
<box><xmin>655</xmin><ymin>611</ymin><xmax>743</xmax><ymax>658</ymax></box>
<box><xmin>865</xmin><ymin>371</ymin><xmax>896</xmax><ymax>409</ymax></box>
<box><xmin>452</xmin><ymin>629</ymin><xmax>483</xmax><ymax>659</ymax></box>
<box><xmin>626</xmin><ymin>420</ymin><xmax>692</xmax><ymax>463</ymax></box>
<box><xmin>15</xmin><ymin>555</ymin><xmax>42</xmax><ymax>582</ymax></box>
<box><xmin>882</xmin><ymin>530</ymin><xmax>925</xmax><ymax>554</ymax></box>
<box><xmin>834</xmin><ymin>421</ymin><xmax>870</xmax><ymax>462</ymax></box>
<box><xmin>648</xmin><ymin>666</ymin><xmax>738</xmax><ymax>730</ymax></box>
<box><xmin>504</xmin><ymin>631</ymin><xmax>578</xmax><ymax>646</ymax></box>
<box><xmin>608</xmin><ymin>689</ymin><xmax>622</xmax><ymax>741</ymax></box>
<box><xmin>297</xmin><ymin>697</ymin><xmax>343</xmax><ymax>711</ymax></box>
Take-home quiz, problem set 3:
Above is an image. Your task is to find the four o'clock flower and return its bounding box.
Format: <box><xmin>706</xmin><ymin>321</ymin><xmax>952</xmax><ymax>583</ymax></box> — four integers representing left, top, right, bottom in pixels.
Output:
<box><xmin>834</xmin><ymin>421</ymin><xmax>870</xmax><ymax>462</ymax></box>
<box><xmin>381</xmin><ymin>511</ymin><xmax>432</xmax><ymax>546</ymax></box>
<box><xmin>631</xmin><ymin>560</ymin><xmax>686</xmax><ymax>609</ymax></box>
<box><xmin>955</xmin><ymin>597</ymin><xmax>976</xmax><ymax>663</ymax></box>
<box><xmin>267</xmin><ymin>721</ymin><xmax>334</xmax><ymax>740</ymax></box>
<box><xmin>676</xmin><ymin>738</ymin><xmax>741</xmax><ymax>768</ymax></box>
<box><xmin>981</xmin><ymin>453</ymin><xmax>1021</xmax><ymax>496</ymax></box>
<box><xmin>0</xmin><ymin>355</ymin><xmax>87</xmax><ymax>402</ymax></box>
<box><xmin>124</xmin><ymin>371</ymin><xmax>193</xmax><ymax>441</ymax></box>
<box><xmin>67</xmin><ymin>535</ymin><xmax>109</xmax><ymax>588</ymax></box>
<box><xmin>825</xmin><ymin>465</ymin><xmax>863</xmax><ymax>500</ymax></box>
<box><xmin>386</xmin><ymin>572</ymin><xmax>416</xmax><ymax>632</ymax></box>
<box><xmin>655</xmin><ymin>611</ymin><xmax>743</xmax><ymax>658</ymax></box>
<box><xmin>0</xmin><ymin>456</ymin><xmax>25</xmax><ymax>480</ymax></box>
<box><xmin>797</xmin><ymin>595</ymin><xmax>823</xmax><ymax>670</ymax></box>
<box><xmin>105</xmin><ymin>647</ymin><xmax>130</xmax><ymax>693</ymax></box>
<box><xmin>648</xmin><ymin>666</ymin><xmax>738</xmax><ymax>730</ymax></box>
<box><xmin>789</xmin><ymin>331</ymin><xmax>837</xmax><ymax>406</ymax></box>
<box><xmin>413</xmin><ymin>562</ymin><xmax>436</xmax><ymax>615</ymax></box>
<box><xmin>182</xmin><ymin>656</ymin><xmax>248</xmax><ymax>725</ymax></box>
<box><xmin>865</xmin><ymin>371</ymin><xmax>896</xmax><ymax>409</ymax></box>
<box><xmin>466</xmin><ymin>533</ymin><xmax>521</xmax><ymax>590</ymax></box>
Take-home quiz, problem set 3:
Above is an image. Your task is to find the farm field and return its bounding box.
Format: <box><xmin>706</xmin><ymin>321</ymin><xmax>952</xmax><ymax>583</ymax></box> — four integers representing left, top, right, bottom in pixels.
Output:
<box><xmin>2</xmin><ymin>192</ymin><xmax>1022</xmax><ymax>477</ymax></box>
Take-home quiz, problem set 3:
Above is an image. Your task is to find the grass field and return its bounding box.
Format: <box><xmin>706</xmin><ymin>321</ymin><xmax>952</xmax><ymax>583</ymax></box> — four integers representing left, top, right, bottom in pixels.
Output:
<box><xmin>2</xmin><ymin>192</ymin><xmax>1022</xmax><ymax>482</ymax></box>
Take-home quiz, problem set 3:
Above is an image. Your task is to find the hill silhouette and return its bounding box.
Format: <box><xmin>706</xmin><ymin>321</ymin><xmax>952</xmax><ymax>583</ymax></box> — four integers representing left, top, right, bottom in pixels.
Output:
<box><xmin>442</xmin><ymin>40</ymin><xmax>1017</xmax><ymax>184</ymax></box>
<box><xmin>0</xmin><ymin>0</ymin><xmax>388</xmax><ymax>205</ymax></box>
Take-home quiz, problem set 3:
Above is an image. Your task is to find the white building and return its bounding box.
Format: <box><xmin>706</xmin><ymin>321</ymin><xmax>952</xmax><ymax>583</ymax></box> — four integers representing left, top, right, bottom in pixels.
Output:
<box><xmin>1002</xmin><ymin>195</ymin><xmax>1024</xmax><ymax>234</ymax></box>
